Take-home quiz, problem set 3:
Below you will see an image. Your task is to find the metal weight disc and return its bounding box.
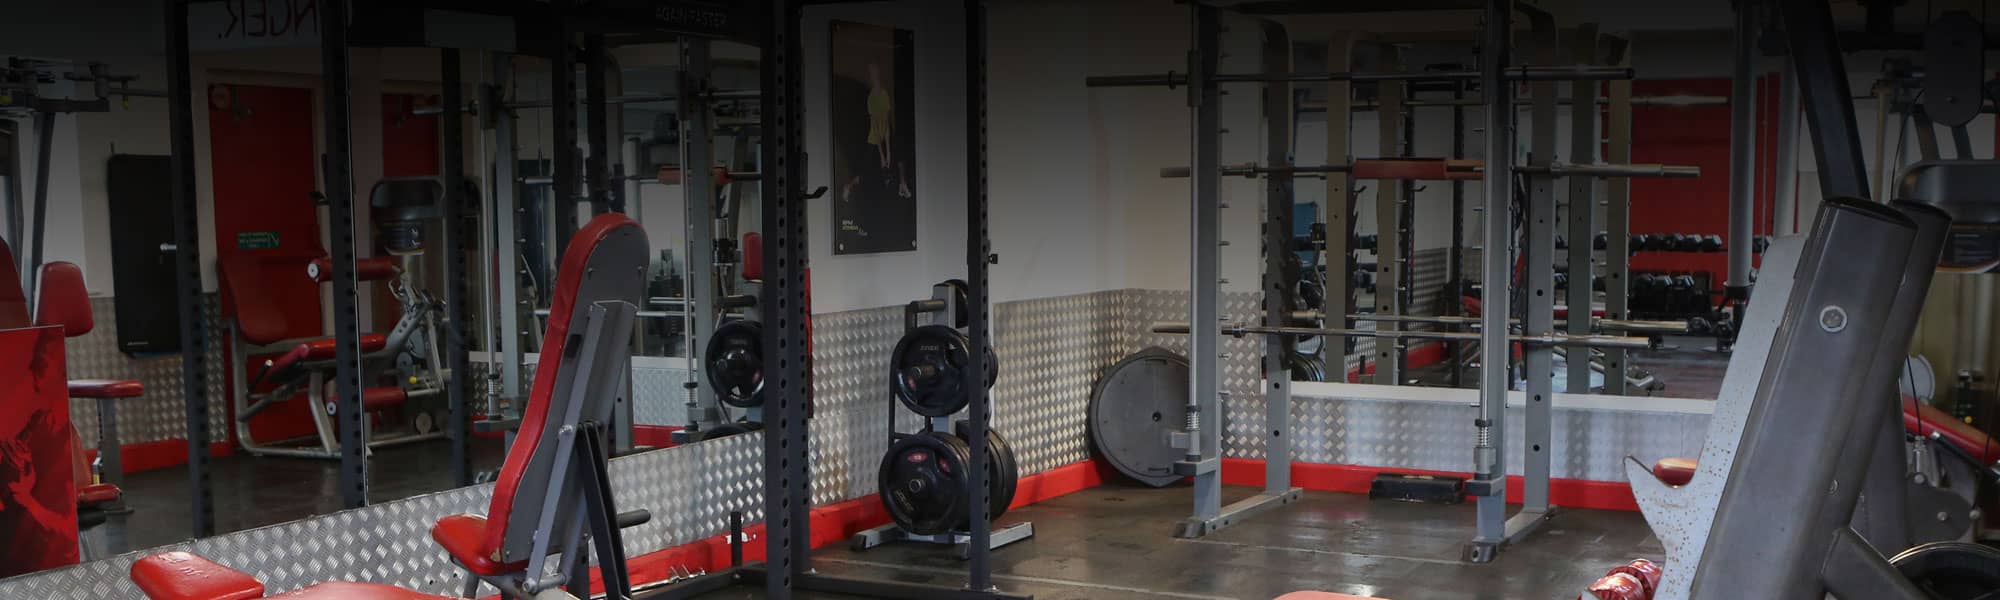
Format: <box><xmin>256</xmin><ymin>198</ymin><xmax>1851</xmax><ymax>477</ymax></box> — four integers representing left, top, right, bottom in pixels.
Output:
<box><xmin>942</xmin><ymin>279</ymin><xmax>970</xmax><ymax>329</ymax></box>
<box><xmin>705</xmin><ymin>320</ymin><xmax>765</xmax><ymax>408</ymax></box>
<box><xmin>878</xmin><ymin>432</ymin><xmax>973</xmax><ymax>535</ymax></box>
<box><xmin>1088</xmin><ymin>347</ymin><xmax>1191</xmax><ymax>488</ymax></box>
<box><xmin>953</xmin><ymin>421</ymin><xmax>1019</xmax><ymax>523</ymax></box>
<box><xmin>891</xmin><ymin>325</ymin><xmax>976</xmax><ymax>417</ymax></box>
<box><xmin>1890</xmin><ymin>542</ymin><xmax>2000</xmax><ymax>599</ymax></box>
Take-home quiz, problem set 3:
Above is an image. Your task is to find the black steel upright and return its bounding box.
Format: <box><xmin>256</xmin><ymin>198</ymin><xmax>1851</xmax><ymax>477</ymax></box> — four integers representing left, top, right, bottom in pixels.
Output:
<box><xmin>584</xmin><ymin>34</ymin><xmax>612</xmax><ymax>215</ymax></box>
<box><xmin>320</xmin><ymin>0</ymin><xmax>369</xmax><ymax>509</ymax></box>
<box><xmin>962</xmin><ymin>0</ymin><xmax>995</xmax><ymax>591</ymax></box>
<box><xmin>441</xmin><ymin>47</ymin><xmax>473</xmax><ymax>487</ymax></box>
<box><xmin>164</xmin><ymin>0</ymin><xmax>214</xmax><ymax>537</ymax></box>
<box><xmin>760</xmin><ymin>0</ymin><xmax>809</xmax><ymax>596</ymax></box>
<box><xmin>553</xmin><ymin>28</ymin><xmax>580</xmax><ymax>255</ymax></box>
<box><xmin>1778</xmin><ymin>0</ymin><xmax>1871</xmax><ymax>200</ymax></box>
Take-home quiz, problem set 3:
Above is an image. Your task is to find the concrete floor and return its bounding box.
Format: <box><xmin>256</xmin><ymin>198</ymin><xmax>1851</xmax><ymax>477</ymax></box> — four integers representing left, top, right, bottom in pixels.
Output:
<box><xmin>700</xmin><ymin>484</ymin><xmax>1662</xmax><ymax>600</ymax></box>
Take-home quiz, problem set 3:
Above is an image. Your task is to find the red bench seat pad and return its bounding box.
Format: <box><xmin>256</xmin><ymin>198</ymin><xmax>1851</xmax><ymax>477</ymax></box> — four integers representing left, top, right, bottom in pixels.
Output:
<box><xmin>131</xmin><ymin>552</ymin><xmax>265</xmax><ymax>600</ymax></box>
<box><xmin>430</xmin><ymin>514</ymin><xmax>528</xmax><ymax>577</ymax></box>
<box><xmin>265</xmin><ymin>582</ymin><xmax>457</xmax><ymax>600</ymax></box>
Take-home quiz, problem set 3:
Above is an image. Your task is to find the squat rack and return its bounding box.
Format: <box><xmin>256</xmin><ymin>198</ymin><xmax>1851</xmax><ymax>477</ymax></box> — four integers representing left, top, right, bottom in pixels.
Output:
<box><xmin>1088</xmin><ymin>0</ymin><xmax>1698</xmax><ymax>561</ymax></box>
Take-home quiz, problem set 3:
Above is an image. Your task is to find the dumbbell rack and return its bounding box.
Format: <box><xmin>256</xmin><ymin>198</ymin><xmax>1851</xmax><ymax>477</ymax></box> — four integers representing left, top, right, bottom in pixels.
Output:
<box><xmin>850</xmin><ymin>281</ymin><xmax>1034</xmax><ymax>558</ymax></box>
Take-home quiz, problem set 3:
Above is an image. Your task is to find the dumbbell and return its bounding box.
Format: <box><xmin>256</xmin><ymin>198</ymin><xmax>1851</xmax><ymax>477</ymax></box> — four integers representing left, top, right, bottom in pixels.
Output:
<box><xmin>1669</xmin><ymin>233</ymin><xmax>1698</xmax><ymax>252</ymax></box>
<box><xmin>1555</xmin><ymin>236</ymin><xmax>1568</xmax><ymax>251</ymax></box>
<box><xmin>1630</xmin><ymin>234</ymin><xmax>1655</xmax><ymax>252</ymax></box>
<box><xmin>1752</xmin><ymin>236</ymin><xmax>1771</xmax><ymax>253</ymax></box>
<box><xmin>1553</xmin><ymin>272</ymin><xmax>1569</xmax><ymax>289</ymax></box>
<box><xmin>1697</xmin><ymin>235</ymin><xmax>1724</xmax><ymax>252</ymax></box>
<box><xmin>1591</xmin><ymin>275</ymin><xmax>1605</xmax><ymax>292</ymax></box>
<box><xmin>1593</xmin><ymin>233</ymin><xmax>1609</xmax><ymax>250</ymax></box>
<box><xmin>1355</xmin><ymin>234</ymin><xmax>1379</xmax><ymax>251</ymax></box>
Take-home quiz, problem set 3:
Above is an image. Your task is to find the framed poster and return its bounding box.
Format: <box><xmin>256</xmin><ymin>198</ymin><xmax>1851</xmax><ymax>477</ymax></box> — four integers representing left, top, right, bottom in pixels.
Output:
<box><xmin>829</xmin><ymin>20</ymin><xmax>917</xmax><ymax>254</ymax></box>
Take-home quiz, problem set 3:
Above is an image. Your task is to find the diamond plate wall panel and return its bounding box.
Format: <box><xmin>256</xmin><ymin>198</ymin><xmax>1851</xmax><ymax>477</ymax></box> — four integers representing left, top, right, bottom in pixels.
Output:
<box><xmin>64</xmin><ymin>295</ymin><xmax>229</xmax><ymax>448</ymax></box>
<box><xmin>991</xmin><ymin>291</ymin><xmax>1125</xmax><ymax>475</ymax></box>
<box><xmin>1288</xmin><ymin>392</ymin><xmax>1708</xmax><ymax>481</ymax></box>
<box><xmin>632</xmin><ymin>365</ymin><xmax>694</xmax><ymax>426</ymax></box>
<box><xmin>1114</xmin><ymin>289</ymin><xmax>1268</xmax><ymax>459</ymax></box>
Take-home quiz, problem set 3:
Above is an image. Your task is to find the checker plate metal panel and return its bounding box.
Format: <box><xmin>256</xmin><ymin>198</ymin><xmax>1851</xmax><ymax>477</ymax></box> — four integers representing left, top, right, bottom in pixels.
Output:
<box><xmin>65</xmin><ymin>295</ymin><xmax>229</xmax><ymax>448</ymax></box>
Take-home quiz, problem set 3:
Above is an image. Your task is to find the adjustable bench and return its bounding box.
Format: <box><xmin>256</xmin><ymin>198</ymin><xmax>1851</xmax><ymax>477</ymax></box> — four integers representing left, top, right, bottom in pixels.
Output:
<box><xmin>1648</xmin><ymin>398</ymin><xmax>1999</xmax><ymax>487</ymax></box>
<box><xmin>133</xmin><ymin>213</ymin><xmax>650</xmax><ymax>600</ymax></box>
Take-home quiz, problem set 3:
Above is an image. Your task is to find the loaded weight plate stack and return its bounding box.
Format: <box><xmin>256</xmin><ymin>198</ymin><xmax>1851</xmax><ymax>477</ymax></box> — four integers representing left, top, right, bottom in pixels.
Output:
<box><xmin>705</xmin><ymin>319</ymin><xmax>765</xmax><ymax>408</ymax></box>
<box><xmin>1088</xmin><ymin>347</ymin><xmax>1191</xmax><ymax>487</ymax></box>
<box><xmin>953</xmin><ymin>420</ymin><xmax>1019</xmax><ymax>524</ymax></box>
<box><xmin>879</xmin><ymin>432</ymin><xmax>975</xmax><ymax>536</ymax></box>
<box><xmin>890</xmin><ymin>324</ymin><xmax>998</xmax><ymax>417</ymax></box>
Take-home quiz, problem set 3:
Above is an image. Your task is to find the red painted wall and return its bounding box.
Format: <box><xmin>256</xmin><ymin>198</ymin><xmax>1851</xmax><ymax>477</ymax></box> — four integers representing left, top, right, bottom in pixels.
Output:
<box><xmin>1628</xmin><ymin>78</ymin><xmax>1781</xmax><ymax>290</ymax></box>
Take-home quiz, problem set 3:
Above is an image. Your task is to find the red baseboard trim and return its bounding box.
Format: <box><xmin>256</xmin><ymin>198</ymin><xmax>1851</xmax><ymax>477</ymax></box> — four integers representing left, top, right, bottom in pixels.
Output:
<box><xmin>1345</xmin><ymin>342</ymin><xmax>1447</xmax><ymax>382</ymax></box>
<box><xmin>632</xmin><ymin>425</ymin><xmax>683</xmax><ymax>449</ymax></box>
<box><xmin>520</xmin><ymin>458</ymin><xmax>1111</xmax><ymax>599</ymax></box>
<box><xmin>1218</xmin><ymin>458</ymin><xmax>1639</xmax><ymax>512</ymax></box>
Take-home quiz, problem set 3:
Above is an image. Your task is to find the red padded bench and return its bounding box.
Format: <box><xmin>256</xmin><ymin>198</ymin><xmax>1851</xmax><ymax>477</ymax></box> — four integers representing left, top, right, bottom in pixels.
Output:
<box><xmin>35</xmin><ymin>262</ymin><xmax>143</xmax><ymax>514</ymax></box>
<box><xmin>132</xmin><ymin>551</ymin><xmax>454</xmax><ymax>600</ymax></box>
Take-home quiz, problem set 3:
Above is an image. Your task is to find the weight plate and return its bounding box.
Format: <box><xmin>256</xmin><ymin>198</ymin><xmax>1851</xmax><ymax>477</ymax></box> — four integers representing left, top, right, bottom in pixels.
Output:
<box><xmin>1285</xmin><ymin>352</ymin><xmax>1327</xmax><ymax>382</ymax></box>
<box><xmin>891</xmin><ymin>325</ymin><xmax>992</xmax><ymax>417</ymax></box>
<box><xmin>878</xmin><ymin>432</ymin><xmax>973</xmax><ymax>536</ymax></box>
<box><xmin>952</xmin><ymin>421</ymin><xmax>1019</xmax><ymax>524</ymax></box>
<box><xmin>1890</xmin><ymin>542</ymin><xmax>2000</xmax><ymax>599</ymax></box>
<box><xmin>1088</xmin><ymin>347</ymin><xmax>1191</xmax><ymax>488</ymax></box>
<box><xmin>705</xmin><ymin>320</ymin><xmax>765</xmax><ymax>408</ymax></box>
<box><xmin>700</xmin><ymin>421</ymin><xmax>764</xmax><ymax>441</ymax></box>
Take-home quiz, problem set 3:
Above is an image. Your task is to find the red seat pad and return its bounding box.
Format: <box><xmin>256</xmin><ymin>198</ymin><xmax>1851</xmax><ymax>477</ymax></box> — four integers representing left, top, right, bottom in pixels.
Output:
<box><xmin>34</xmin><ymin>262</ymin><xmax>93</xmax><ymax>336</ymax></box>
<box><xmin>267</xmin><ymin>334</ymin><xmax>390</xmax><ymax>373</ymax></box>
<box><xmin>430</xmin><ymin>514</ymin><xmax>528</xmax><ymax>576</ymax></box>
<box><xmin>264</xmin><ymin>581</ymin><xmax>458</xmax><ymax>600</ymax></box>
<box><xmin>741</xmin><ymin>231</ymin><xmax>763</xmax><ymax>281</ymax></box>
<box><xmin>130</xmin><ymin>552</ymin><xmax>265</xmax><ymax>600</ymax></box>
<box><xmin>1904</xmin><ymin>400</ymin><xmax>2000</xmax><ymax>464</ymax></box>
<box><xmin>78</xmin><ymin>483</ymin><xmax>122</xmax><ymax>504</ymax></box>
<box><xmin>70</xmin><ymin>379</ymin><xmax>145</xmax><ymax>398</ymax></box>
<box><xmin>1653</xmin><ymin>457</ymin><xmax>1696</xmax><ymax>486</ymax></box>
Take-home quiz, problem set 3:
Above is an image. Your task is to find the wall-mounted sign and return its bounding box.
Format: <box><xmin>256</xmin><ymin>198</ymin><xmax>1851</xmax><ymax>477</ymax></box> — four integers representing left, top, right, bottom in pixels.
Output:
<box><xmin>190</xmin><ymin>0</ymin><xmax>323</xmax><ymax>52</ymax></box>
<box><xmin>829</xmin><ymin>20</ymin><xmax>917</xmax><ymax>255</ymax></box>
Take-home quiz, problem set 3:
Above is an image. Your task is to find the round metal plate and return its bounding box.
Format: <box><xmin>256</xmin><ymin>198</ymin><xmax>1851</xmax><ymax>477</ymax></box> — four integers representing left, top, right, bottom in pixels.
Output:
<box><xmin>878</xmin><ymin>432</ymin><xmax>973</xmax><ymax>535</ymax></box>
<box><xmin>1088</xmin><ymin>347</ymin><xmax>1191</xmax><ymax>488</ymax></box>
<box><xmin>1891</xmin><ymin>541</ymin><xmax>2000</xmax><ymax>599</ymax></box>
<box><xmin>953</xmin><ymin>421</ymin><xmax>1019</xmax><ymax>524</ymax></box>
<box><xmin>705</xmin><ymin>319</ymin><xmax>764</xmax><ymax>408</ymax></box>
<box><xmin>891</xmin><ymin>325</ymin><xmax>992</xmax><ymax>417</ymax></box>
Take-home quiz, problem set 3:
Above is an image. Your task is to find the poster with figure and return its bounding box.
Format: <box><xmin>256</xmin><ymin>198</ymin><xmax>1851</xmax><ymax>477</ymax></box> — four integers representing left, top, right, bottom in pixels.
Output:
<box><xmin>830</xmin><ymin>20</ymin><xmax>917</xmax><ymax>254</ymax></box>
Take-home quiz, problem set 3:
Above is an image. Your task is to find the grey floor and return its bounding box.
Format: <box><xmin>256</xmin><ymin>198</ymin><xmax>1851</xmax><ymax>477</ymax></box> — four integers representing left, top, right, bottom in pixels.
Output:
<box><xmin>701</xmin><ymin>484</ymin><xmax>1662</xmax><ymax>600</ymax></box>
<box><xmin>83</xmin><ymin>439</ymin><xmax>506</xmax><ymax>554</ymax></box>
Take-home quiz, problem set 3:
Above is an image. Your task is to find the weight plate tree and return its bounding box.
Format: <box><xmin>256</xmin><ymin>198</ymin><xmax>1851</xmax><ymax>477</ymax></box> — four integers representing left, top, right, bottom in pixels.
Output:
<box><xmin>879</xmin><ymin>431</ymin><xmax>975</xmax><ymax>536</ymax></box>
<box><xmin>890</xmin><ymin>324</ymin><xmax>997</xmax><ymax>417</ymax></box>
<box><xmin>955</xmin><ymin>420</ymin><xmax>1019</xmax><ymax>524</ymax></box>
<box><xmin>705</xmin><ymin>319</ymin><xmax>765</xmax><ymax>407</ymax></box>
<box><xmin>1089</xmin><ymin>347</ymin><xmax>1193</xmax><ymax>487</ymax></box>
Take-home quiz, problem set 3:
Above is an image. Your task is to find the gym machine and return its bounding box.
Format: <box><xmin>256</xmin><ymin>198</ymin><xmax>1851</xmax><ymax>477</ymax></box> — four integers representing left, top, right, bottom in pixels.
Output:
<box><xmin>851</xmin><ymin>280</ymin><xmax>1032</xmax><ymax>556</ymax></box>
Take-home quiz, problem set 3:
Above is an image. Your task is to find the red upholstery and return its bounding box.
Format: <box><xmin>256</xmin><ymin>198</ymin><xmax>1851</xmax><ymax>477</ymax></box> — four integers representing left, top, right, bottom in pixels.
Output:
<box><xmin>429</xmin><ymin>514</ymin><xmax>527</xmax><ymax>576</ymax></box>
<box><xmin>263</xmin><ymin>582</ymin><xmax>457</xmax><ymax>600</ymax></box>
<box><xmin>1652</xmin><ymin>457</ymin><xmax>1696</xmax><ymax>486</ymax></box>
<box><xmin>1581</xmin><ymin>573</ymin><xmax>1647</xmax><ymax>600</ymax></box>
<box><xmin>475</xmin><ymin>213</ymin><xmax>642</xmax><ymax>561</ymax></box>
<box><xmin>1904</xmin><ymin>400</ymin><xmax>2000</xmax><ymax>464</ymax></box>
<box><xmin>79</xmin><ymin>483</ymin><xmax>122</xmax><ymax>504</ymax></box>
<box><xmin>307</xmin><ymin>256</ymin><xmax>398</xmax><ymax>283</ymax></box>
<box><xmin>320</xmin><ymin>386</ymin><xmax>409</xmax><ymax>413</ymax></box>
<box><xmin>219</xmin><ymin>254</ymin><xmax>301</xmax><ymax>345</ymax></box>
<box><xmin>130</xmin><ymin>552</ymin><xmax>265</xmax><ymax>600</ymax></box>
<box><xmin>741</xmin><ymin>231</ymin><xmax>763</xmax><ymax>281</ymax></box>
<box><xmin>33</xmin><ymin>262</ymin><xmax>93</xmax><ymax>336</ymax></box>
<box><xmin>70</xmin><ymin>379</ymin><xmax>145</xmax><ymax>398</ymax></box>
<box><xmin>0</xmin><ymin>239</ymin><xmax>28</xmax><ymax>329</ymax></box>
<box><xmin>266</xmin><ymin>334</ymin><xmax>389</xmax><ymax>373</ymax></box>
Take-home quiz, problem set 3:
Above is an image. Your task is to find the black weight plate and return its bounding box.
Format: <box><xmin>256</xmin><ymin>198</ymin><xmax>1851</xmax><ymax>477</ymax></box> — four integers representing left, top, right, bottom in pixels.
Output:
<box><xmin>1088</xmin><ymin>348</ymin><xmax>1190</xmax><ymax>488</ymax></box>
<box><xmin>952</xmin><ymin>421</ymin><xmax>1019</xmax><ymax>523</ymax></box>
<box><xmin>699</xmin><ymin>421</ymin><xmax>763</xmax><ymax>441</ymax></box>
<box><xmin>705</xmin><ymin>320</ymin><xmax>765</xmax><ymax>408</ymax></box>
<box><xmin>878</xmin><ymin>432</ymin><xmax>973</xmax><ymax>536</ymax></box>
<box><xmin>1286</xmin><ymin>352</ymin><xmax>1327</xmax><ymax>382</ymax></box>
<box><xmin>891</xmin><ymin>325</ymin><xmax>976</xmax><ymax>417</ymax></box>
<box><xmin>1890</xmin><ymin>542</ymin><xmax>2000</xmax><ymax>599</ymax></box>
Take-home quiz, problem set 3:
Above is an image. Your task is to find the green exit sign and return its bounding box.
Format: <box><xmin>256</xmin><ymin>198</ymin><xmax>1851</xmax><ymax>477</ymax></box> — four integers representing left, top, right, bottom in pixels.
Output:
<box><xmin>237</xmin><ymin>231</ymin><xmax>280</xmax><ymax>249</ymax></box>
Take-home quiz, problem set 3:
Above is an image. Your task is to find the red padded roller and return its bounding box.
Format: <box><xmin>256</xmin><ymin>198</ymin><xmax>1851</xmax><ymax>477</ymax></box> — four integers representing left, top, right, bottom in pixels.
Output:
<box><xmin>1904</xmin><ymin>400</ymin><xmax>2000</xmax><ymax>464</ymax></box>
<box><xmin>742</xmin><ymin>231</ymin><xmax>764</xmax><ymax>281</ymax></box>
<box><xmin>307</xmin><ymin>256</ymin><xmax>398</xmax><ymax>282</ymax></box>
<box><xmin>1652</xmin><ymin>457</ymin><xmax>1696</xmax><ymax>486</ymax></box>
<box><xmin>69</xmin><ymin>379</ymin><xmax>144</xmax><ymax>399</ymax></box>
